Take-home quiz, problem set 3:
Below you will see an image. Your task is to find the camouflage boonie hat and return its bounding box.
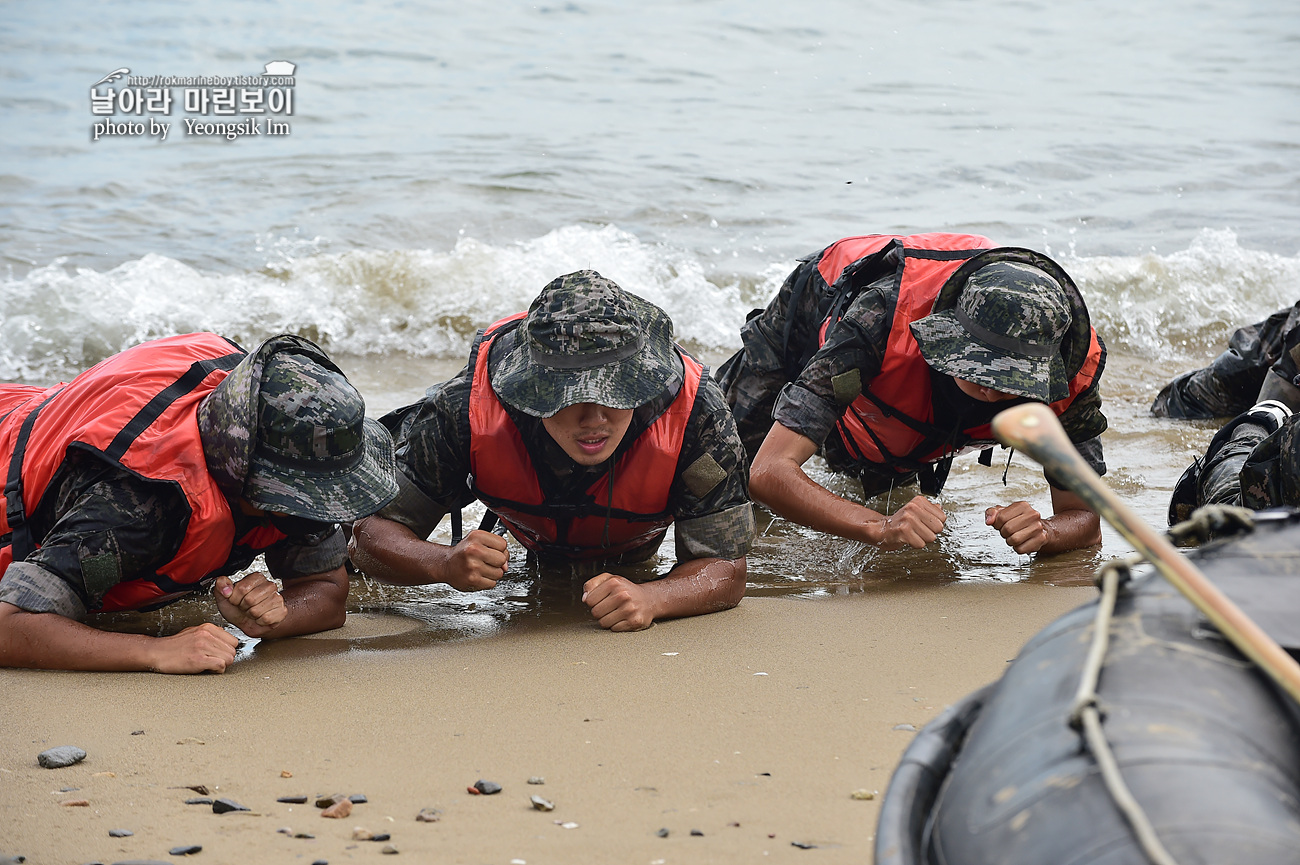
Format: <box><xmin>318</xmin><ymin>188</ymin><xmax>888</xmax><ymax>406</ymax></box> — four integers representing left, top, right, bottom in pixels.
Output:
<box><xmin>491</xmin><ymin>270</ymin><xmax>683</xmax><ymax>418</ymax></box>
<box><xmin>197</xmin><ymin>334</ymin><xmax>398</xmax><ymax>522</ymax></box>
<box><xmin>910</xmin><ymin>256</ymin><xmax>1078</xmax><ymax>402</ymax></box>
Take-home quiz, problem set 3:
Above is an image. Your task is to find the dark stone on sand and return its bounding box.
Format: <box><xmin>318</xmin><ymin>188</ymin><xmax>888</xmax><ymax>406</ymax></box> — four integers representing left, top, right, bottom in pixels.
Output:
<box><xmin>312</xmin><ymin>861</ymin><xmax>328</xmax><ymax>865</ymax></box>
<box><xmin>212</xmin><ymin>798</ymin><xmax>249</xmax><ymax>814</ymax></box>
<box><xmin>472</xmin><ymin>780</ymin><xmax>501</xmax><ymax>795</ymax></box>
<box><xmin>348</xmin><ymin>794</ymin><xmax>368</xmax><ymax>804</ymax></box>
<box><xmin>38</xmin><ymin>746</ymin><xmax>87</xmax><ymax>769</ymax></box>
<box><xmin>656</xmin><ymin>828</ymin><xmax>670</xmax><ymax>838</ymax></box>
<box><xmin>791</xmin><ymin>840</ymin><xmax>818</xmax><ymax>849</ymax></box>
<box><xmin>109</xmin><ymin>861</ymin><xmax>174</xmax><ymax>864</ymax></box>
<box><xmin>131</xmin><ymin>730</ymin><xmax>145</xmax><ymax>735</ymax></box>
<box><xmin>294</xmin><ymin>833</ymin><xmax>315</xmax><ymax>839</ymax></box>
<box><xmin>371</xmin><ymin>834</ymin><xmax>390</xmax><ymax>842</ymax></box>
<box><xmin>184</xmin><ymin>798</ymin><xmax>213</xmax><ymax>806</ymax></box>
<box><xmin>168</xmin><ymin>846</ymin><xmax>201</xmax><ymax>856</ymax></box>
<box><xmin>690</xmin><ymin>829</ymin><xmax>704</xmax><ymax>836</ymax></box>
<box><xmin>315</xmin><ymin>794</ymin><xmax>346</xmax><ymax>808</ymax></box>
<box><xmin>277</xmin><ymin>795</ymin><xmax>309</xmax><ymax>804</ymax></box>
<box><xmin>108</xmin><ymin>830</ymin><xmax>134</xmax><ymax>838</ymax></box>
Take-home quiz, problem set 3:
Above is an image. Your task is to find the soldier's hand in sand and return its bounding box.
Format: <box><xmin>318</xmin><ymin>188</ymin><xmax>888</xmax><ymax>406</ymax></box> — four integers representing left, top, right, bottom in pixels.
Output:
<box><xmin>583</xmin><ymin>573</ymin><xmax>655</xmax><ymax>632</ymax></box>
<box><xmin>214</xmin><ymin>573</ymin><xmax>287</xmax><ymax>637</ymax></box>
<box><xmin>446</xmin><ymin>529</ymin><xmax>508</xmax><ymax>592</ymax></box>
<box><xmin>149</xmin><ymin>623</ymin><xmax>240</xmax><ymax>674</ymax></box>
<box><xmin>986</xmin><ymin>501</ymin><xmax>1049</xmax><ymax>554</ymax></box>
<box><xmin>877</xmin><ymin>496</ymin><xmax>947</xmax><ymax>550</ymax></box>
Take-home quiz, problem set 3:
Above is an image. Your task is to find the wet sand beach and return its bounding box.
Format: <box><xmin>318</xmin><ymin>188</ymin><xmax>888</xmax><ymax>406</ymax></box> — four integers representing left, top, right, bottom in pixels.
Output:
<box><xmin>0</xmin><ymin>582</ymin><xmax>1093</xmax><ymax>865</ymax></box>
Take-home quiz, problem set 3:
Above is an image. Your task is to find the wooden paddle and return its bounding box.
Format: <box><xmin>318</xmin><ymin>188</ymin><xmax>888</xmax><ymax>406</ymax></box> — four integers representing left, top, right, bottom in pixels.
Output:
<box><xmin>991</xmin><ymin>402</ymin><xmax>1300</xmax><ymax>706</ymax></box>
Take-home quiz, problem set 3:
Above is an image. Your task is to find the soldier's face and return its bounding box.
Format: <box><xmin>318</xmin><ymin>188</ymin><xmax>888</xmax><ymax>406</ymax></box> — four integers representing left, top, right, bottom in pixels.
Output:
<box><xmin>952</xmin><ymin>376</ymin><xmax>1021</xmax><ymax>403</ymax></box>
<box><xmin>542</xmin><ymin>402</ymin><xmax>635</xmax><ymax>466</ymax></box>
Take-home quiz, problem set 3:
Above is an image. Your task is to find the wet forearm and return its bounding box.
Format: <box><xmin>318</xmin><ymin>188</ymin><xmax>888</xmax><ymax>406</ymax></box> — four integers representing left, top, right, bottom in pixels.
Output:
<box><xmin>646</xmin><ymin>557</ymin><xmax>747</xmax><ymax>620</ymax></box>
<box><xmin>1040</xmin><ymin>509</ymin><xmax>1102</xmax><ymax>555</ymax></box>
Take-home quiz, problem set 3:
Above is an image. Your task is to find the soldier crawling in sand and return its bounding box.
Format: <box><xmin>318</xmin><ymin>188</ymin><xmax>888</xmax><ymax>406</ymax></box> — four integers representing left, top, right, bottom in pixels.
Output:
<box><xmin>350</xmin><ymin>270</ymin><xmax>755</xmax><ymax>631</ymax></box>
<box><xmin>716</xmin><ymin>233</ymin><xmax>1109</xmax><ymax>556</ymax></box>
<box><xmin>0</xmin><ymin>334</ymin><xmax>398</xmax><ymax>673</ymax></box>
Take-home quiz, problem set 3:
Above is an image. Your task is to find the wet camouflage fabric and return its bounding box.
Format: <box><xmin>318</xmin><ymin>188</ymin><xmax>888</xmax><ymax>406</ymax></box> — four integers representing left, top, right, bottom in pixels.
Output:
<box><xmin>0</xmin><ymin>448</ymin><xmax>346</xmax><ymax>618</ymax></box>
<box><xmin>910</xmin><ymin>261</ymin><xmax>1072</xmax><ymax>402</ymax></box>
<box><xmin>718</xmin><ymin>251</ymin><xmax>1108</xmax><ymax>484</ymax></box>
<box><xmin>377</xmin><ymin>324</ymin><xmax>755</xmax><ymax>565</ymax></box>
<box><xmin>490</xmin><ymin>270</ymin><xmax>683</xmax><ymax>418</ymax></box>
<box><xmin>1151</xmin><ymin>301</ymin><xmax>1300</xmax><ymax>418</ymax></box>
<box><xmin>1172</xmin><ymin>412</ymin><xmax>1300</xmax><ymax>521</ymax></box>
<box><xmin>199</xmin><ymin>335</ymin><xmax>398</xmax><ymax>522</ymax></box>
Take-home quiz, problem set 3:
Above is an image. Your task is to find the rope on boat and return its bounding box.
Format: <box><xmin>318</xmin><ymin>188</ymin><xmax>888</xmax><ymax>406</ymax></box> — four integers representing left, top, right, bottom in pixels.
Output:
<box><xmin>1070</xmin><ymin>557</ymin><xmax>1180</xmax><ymax>865</ymax></box>
<box><xmin>1067</xmin><ymin>505</ymin><xmax>1256</xmax><ymax>865</ymax></box>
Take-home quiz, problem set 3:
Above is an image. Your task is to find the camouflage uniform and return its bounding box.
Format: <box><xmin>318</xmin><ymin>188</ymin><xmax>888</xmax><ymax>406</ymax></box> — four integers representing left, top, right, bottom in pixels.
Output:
<box><xmin>1151</xmin><ymin>301</ymin><xmax>1300</xmax><ymax>418</ymax></box>
<box><xmin>1172</xmin><ymin>402</ymin><xmax>1300</xmax><ymax>522</ymax></box>
<box><xmin>718</xmin><ymin>246</ymin><xmax>1108</xmax><ymax>492</ymax></box>
<box><xmin>0</xmin><ymin>333</ymin><xmax>396</xmax><ymax>619</ymax></box>
<box><xmin>379</xmin><ymin>271</ymin><xmax>754</xmax><ymax>567</ymax></box>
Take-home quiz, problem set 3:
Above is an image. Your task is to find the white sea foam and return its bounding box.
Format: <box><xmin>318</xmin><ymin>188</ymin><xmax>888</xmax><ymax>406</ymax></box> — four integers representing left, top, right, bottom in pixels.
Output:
<box><xmin>1065</xmin><ymin>228</ymin><xmax>1300</xmax><ymax>362</ymax></box>
<box><xmin>2</xmin><ymin>225</ymin><xmax>1296</xmax><ymax>383</ymax></box>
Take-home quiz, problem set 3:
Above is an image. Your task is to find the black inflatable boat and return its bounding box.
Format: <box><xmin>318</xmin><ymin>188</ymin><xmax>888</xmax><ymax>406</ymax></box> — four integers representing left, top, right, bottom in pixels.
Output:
<box><xmin>876</xmin><ymin>509</ymin><xmax>1300</xmax><ymax>865</ymax></box>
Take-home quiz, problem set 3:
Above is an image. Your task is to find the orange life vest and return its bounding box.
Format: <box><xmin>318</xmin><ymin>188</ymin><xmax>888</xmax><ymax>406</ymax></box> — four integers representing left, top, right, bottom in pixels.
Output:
<box><xmin>467</xmin><ymin>314</ymin><xmax>701</xmax><ymax>560</ymax></box>
<box><xmin>0</xmin><ymin>333</ymin><xmax>278</xmax><ymax>612</ymax></box>
<box><xmin>814</xmin><ymin>234</ymin><xmax>1105</xmax><ymax>483</ymax></box>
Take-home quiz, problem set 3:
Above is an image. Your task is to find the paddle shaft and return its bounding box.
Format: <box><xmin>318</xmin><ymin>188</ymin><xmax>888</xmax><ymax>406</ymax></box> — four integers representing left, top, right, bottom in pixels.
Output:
<box><xmin>991</xmin><ymin>402</ymin><xmax>1300</xmax><ymax>706</ymax></box>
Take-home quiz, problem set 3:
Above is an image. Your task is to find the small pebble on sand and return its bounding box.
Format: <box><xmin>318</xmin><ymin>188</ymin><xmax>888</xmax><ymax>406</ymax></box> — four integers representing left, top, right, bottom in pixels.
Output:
<box><xmin>529</xmin><ymin>795</ymin><xmax>554</xmax><ymax>812</ymax></box>
<box><xmin>321</xmin><ymin>800</ymin><xmax>353</xmax><ymax>819</ymax></box>
<box><xmin>38</xmin><ymin>746</ymin><xmax>86</xmax><ymax>769</ymax></box>
<box><xmin>108</xmin><ymin>829</ymin><xmax>134</xmax><ymax>837</ymax></box>
<box><xmin>185</xmin><ymin>798</ymin><xmax>213</xmax><ymax>806</ymax></box>
<box><xmin>415</xmin><ymin>808</ymin><xmax>442</xmax><ymax>823</ymax></box>
<box><xmin>472</xmin><ymin>780</ymin><xmax>502</xmax><ymax>795</ymax></box>
<box><xmin>348</xmin><ymin>794</ymin><xmax>368</xmax><ymax>804</ymax></box>
<box><xmin>277</xmin><ymin>795</ymin><xmax>309</xmax><ymax>804</ymax></box>
<box><xmin>690</xmin><ymin>829</ymin><xmax>704</xmax><ymax>836</ymax></box>
<box><xmin>892</xmin><ymin>724</ymin><xmax>917</xmax><ymax>732</ymax></box>
<box><xmin>169</xmin><ymin>845</ymin><xmax>202</xmax><ymax>855</ymax></box>
<box><xmin>381</xmin><ymin>844</ymin><xmax>398</xmax><ymax>854</ymax></box>
<box><xmin>212</xmin><ymin>798</ymin><xmax>250</xmax><ymax>814</ymax></box>
<box><xmin>59</xmin><ymin>800</ymin><xmax>89</xmax><ymax>807</ymax></box>
<box><xmin>526</xmin><ymin>777</ymin><xmax>545</xmax><ymax>785</ymax></box>
<box><xmin>850</xmin><ymin>789</ymin><xmax>877</xmax><ymax>800</ymax></box>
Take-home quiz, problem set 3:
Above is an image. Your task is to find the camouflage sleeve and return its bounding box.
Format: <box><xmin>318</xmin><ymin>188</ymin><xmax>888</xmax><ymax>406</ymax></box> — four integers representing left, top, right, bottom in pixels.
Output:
<box><xmin>379</xmin><ymin>363</ymin><xmax>476</xmax><ymax>534</ymax></box>
<box><xmin>1045</xmin><ymin>374</ymin><xmax>1108</xmax><ymax>486</ymax></box>
<box><xmin>669</xmin><ymin>377</ymin><xmax>756</xmax><ymax>561</ymax></box>
<box><xmin>771</xmin><ymin>286</ymin><xmax>892</xmax><ymax>447</ymax></box>
<box><xmin>264</xmin><ymin>527</ymin><xmax>348</xmax><ymax>579</ymax></box>
<box><xmin>0</xmin><ymin>456</ymin><xmax>188</xmax><ymax>618</ymax></box>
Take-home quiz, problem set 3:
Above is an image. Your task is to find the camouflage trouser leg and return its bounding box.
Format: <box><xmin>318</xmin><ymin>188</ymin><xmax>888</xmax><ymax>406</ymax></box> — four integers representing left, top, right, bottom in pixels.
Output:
<box><xmin>716</xmin><ymin>344</ymin><xmax>787</xmax><ymax>464</ymax></box>
<box><xmin>1197</xmin><ymin>422</ymin><xmax>1268</xmax><ymax>507</ymax></box>
<box><xmin>717</xmin><ymin>260</ymin><xmax>826</xmax><ymax>463</ymax></box>
<box><xmin>1177</xmin><ymin>413</ymin><xmax>1300</xmax><ymax>514</ymax></box>
<box><xmin>1240</xmin><ymin>416</ymin><xmax>1300</xmax><ymax>509</ymax></box>
<box><xmin>1151</xmin><ymin>301</ymin><xmax>1300</xmax><ymax>418</ymax></box>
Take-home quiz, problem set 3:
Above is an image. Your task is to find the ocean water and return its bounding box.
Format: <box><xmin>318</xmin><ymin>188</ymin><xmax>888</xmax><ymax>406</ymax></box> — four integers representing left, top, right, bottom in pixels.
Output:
<box><xmin>2</xmin><ymin>0</ymin><xmax>1298</xmax><ymax>634</ymax></box>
